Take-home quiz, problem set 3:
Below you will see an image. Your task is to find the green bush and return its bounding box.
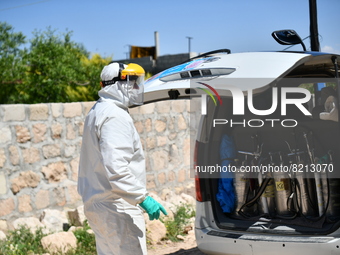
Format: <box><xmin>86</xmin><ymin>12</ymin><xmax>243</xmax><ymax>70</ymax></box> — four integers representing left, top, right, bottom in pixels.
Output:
<box><xmin>0</xmin><ymin>226</ymin><xmax>48</xmax><ymax>255</ymax></box>
<box><xmin>72</xmin><ymin>221</ymin><xmax>96</xmax><ymax>254</ymax></box>
<box><xmin>163</xmin><ymin>203</ymin><xmax>196</xmax><ymax>242</ymax></box>
<box><xmin>0</xmin><ymin>205</ymin><xmax>196</xmax><ymax>254</ymax></box>
<box><xmin>0</xmin><ymin>223</ymin><xmax>97</xmax><ymax>255</ymax></box>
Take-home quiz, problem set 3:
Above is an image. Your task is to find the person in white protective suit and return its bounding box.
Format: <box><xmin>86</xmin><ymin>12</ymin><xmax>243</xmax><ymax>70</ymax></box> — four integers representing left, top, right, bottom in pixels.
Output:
<box><xmin>77</xmin><ymin>62</ymin><xmax>167</xmax><ymax>255</ymax></box>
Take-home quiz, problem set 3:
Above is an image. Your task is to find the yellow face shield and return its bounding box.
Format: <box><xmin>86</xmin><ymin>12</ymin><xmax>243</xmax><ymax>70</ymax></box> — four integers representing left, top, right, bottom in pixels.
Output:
<box><xmin>121</xmin><ymin>63</ymin><xmax>145</xmax><ymax>106</ymax></box>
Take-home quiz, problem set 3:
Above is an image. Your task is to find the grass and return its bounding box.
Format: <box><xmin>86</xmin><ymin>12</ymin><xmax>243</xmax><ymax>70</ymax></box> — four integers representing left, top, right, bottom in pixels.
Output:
<box><xmin>72</xmin><ymin>222</ymin><xmax>96</xmax><ymax>254</ymax></box>
<box><xmin>0</xmin><ymin>204</ymin><xmax>195</xmax><ymax>254</ymax></box>
<box><xmin>163</xmin><ymin>203</ymin><xmax>196</xmax><ymax>242</ymax></box>
<box><xmin>0</xmin><ymin>226</ymin><xmax>47</xmax><ymax>255</ymax></box>
<box><xmin>0</xmin><ymin>222</ymin><xmax>97</xmax><ymax>255</ymax></box>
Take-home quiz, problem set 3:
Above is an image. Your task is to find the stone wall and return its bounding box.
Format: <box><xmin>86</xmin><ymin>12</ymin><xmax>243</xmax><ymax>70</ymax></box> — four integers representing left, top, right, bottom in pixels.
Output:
<box><xmin>0</xmin><ymin>100</ymin><xmax>197</xmax><ymax>224</ymax></box>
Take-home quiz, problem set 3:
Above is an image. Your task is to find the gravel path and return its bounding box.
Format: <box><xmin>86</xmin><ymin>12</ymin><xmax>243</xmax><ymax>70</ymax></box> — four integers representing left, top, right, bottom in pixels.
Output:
<box><xmin>147</xmin><ymin>231</ymin><xmax>207</xmax><ymax>255</ymax></box>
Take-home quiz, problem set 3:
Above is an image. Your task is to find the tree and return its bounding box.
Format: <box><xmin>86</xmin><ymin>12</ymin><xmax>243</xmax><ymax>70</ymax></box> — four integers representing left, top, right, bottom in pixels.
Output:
<box><xmin>0</xmin><ymin>22</ymin><xmax>26</xmax><ymax>104</ymax></box>
<box><xmin>0</xmin><ymin>24</ymin><xmax>113</xmax><ymax>104</ymax></box>
<box><xmin>16</xmin><ymin>28</ymin><xmax>90</xmax><ymax>103</ymax></box>
<box><xmin>78</xmin><ymin>53</ymin><xmax>112</xmax><ymax>101</ymax></box>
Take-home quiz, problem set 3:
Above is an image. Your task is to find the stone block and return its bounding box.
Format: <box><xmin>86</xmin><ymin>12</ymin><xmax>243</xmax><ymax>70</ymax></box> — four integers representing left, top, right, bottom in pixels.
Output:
<box><xmin>66</xmin><ymin>123</ymin><xmax>76</xmax><ymax>140</ymax></box>
<box><xmin>9</xmin><ymin>145</ymin><xmax>20</xmax><ymax>165</ymax></box>
<box><xmin>63</xmin><ymin>102</ymin><xmax>82</xmax><ymax>118</ymax></box>
<box><xmin>157</xmin><ymin>136</ymin><xmax>167</xmax><ymax>147</ymax></box>
<box><xmin>42</xmin><ymin>162</ymin><xmax>67</xmax><ymax>183</ymax></box>
<box><xmin>29</xmin><ymin>104</ymin><xmax>49</xmax><ymax>120</ymax></box>
<box><xmin>18</xmin><ymin>194</ymin><xmax>32</xmax><ymax>213</ymax></box>
<box><xmin>12</xmin><ymin>217</ymin><xmax>44</xmax><ymax>233</ymax></box>
<box><xmin>171</xmin><ymin>100</ymin><xmax>186</xmax><ymax>113</ymax></box>
<box><xmin>183</xmin><ymin>138</ymin><xmax>191</xmax><ymax>166</ymax></box>
<box><xmin>150</xmin><ymin>150</ymin><xmax>168</xmax><ymax>171</ymax></box>
<box><xmin>170</xmin><ymin>144</ymin><xmax>179</xmax><ymax>160</ymax></box>
<box><xmin>67</xmin><ymin>205</ymin><xmax>86</xmax><ymax>227</ymax></box>
<box><xmin>178</xmin><ymin>169</ymin><xmax>186</xmax><ymax>183</ymax></box>
<box><xmin>156</xmin><ymin>101</ymin><xmax>170</xmax><ymax>113</ymax></box>
<box><xmin>35</xmin><ymin>189</ymin><xmax>50</xmax><ymax>210</ymax></box>
<box><xmin>76</xmin><ymin>120</ymin><xmax>84</xmax><ymax>136</ymax></box>
<box><xmin>180</xmin><ymin>193</ymin><xmax>196</xmax><ymax>207</ymax></box>
<box><xmin>52</xmin><ymin>187</ymin><xmax>66</xmax><ymax>206</ymax></box>
<box><xmin>0</xmin><ymin>127</ymin><xmax>11</xmax><ymax>144</ymax></box>
<box><xmin>51</xmin><ymin>103</ymin><xmax>62</xmax><ymax>118</ymax></box>
<box><xmin>67</xmin><ymin>210</ymin><xmax>82</xmax><ymax>227</ymax></box>
<box><xmin>32</xmin><ymin>123</ymin><xmax>47</xmax><ymax>143</ymax></box>
<box><xmin>0</xmin><ymin>149</ymin><xmax>5</xmax><ymax>168</ymax></box>
<box><xmin>157</xmin><ymin>172</ymin><xmax>166</xmax><ymax>184</ymax></box>
<box><xmin>0</xmin><ymin>220</ymin><xmax>7</xmax><ymax>232</ymax></box>
<box><xmin>168</xmin><ymin>171</ymin><xmax>175</xmax><ymax>182</ymax></box>
<box><xmin>15</xmin><ymin>125</ymin><xmax>31</xmax><ymax>143</ymax></box>
<box><xmin>82</xmin><ymin>101</ymin><xmax>95</xmax><ymax>115</ymax></box>
<box><xmin>129</xmin><ymin>106</ymin><xmax>139</xmax><ymax>115</ymax></box>
<box><xmin>42</xmin><ymin>144</ymin><xmax>61</xmax><ymax>158</ymax></box>
<box><xmin>51</xmin><ymin>123</ymin><xmax>62</xmax><ymax>139</ymax></box>
<box><xmin>0</xmin><ymin>198</ymin><xmax>15</xmax><ymax>217</ymax></box>
<box><xmin>40</xmin><ymin>209</ymin><xmax>69</xmax><ymax>234</ymax></box>
<box><xmin>2</xmin><ymin>104</ymin><xmax>26</xmax><ymax>121</ymax></box>
<box><xmin>11</xmin><ymin>170</ymin><xmax>40</xmax><ymax>194</ymax></box>
<box><xmin>154</xmin><ymin>119</ymin><xmax>166</xmax><ymax>133</ymax></box>
<box><xmin>146</xmin><ymin>174</ymin><xmax>156</xmax><ymax>190</ymax></box>
<box><xmin>139</xmin><ymin>103</ymin><xmax>155</xmax><ymax>114</ymax></box>
<box><xmin>169</xmin><ymin>132</ymin><xmax>177</xmax><ymax>140</ymax></box>
<box><xmin>177</xmin><ymin>114</ymin><xmax>188</xmax><ymax>130</ymax></box>
<box><xmin>67</xmin><ymin>185</ymin><xmax>81</xmax><ymax>204</ymax></box>
<box><xmin>70</xmin><ymin>157</ymin><xmax>79</xmax><ymax>181</ymax></box>
<box><xmin>134</xmin><ymin>121</ymin><xmax>144</xmax><ymax>134</ymax></box>
<box><xmin>0</xmin><ymin>172</ymin><xmax>7</xmax><ymax>195</ymax></box>
<box><xmin>76</xmin><ymin>205</ymin><xmax>86</xmax><ymax>226</ymax></box>
<box><xmin>145</xmin><ymin>137</ymin><xmax>156</xmax><ymax>149</ymax></box>
<box><xmin>41</xmin><ymin>231</ymin><xmax>77</xmax><ymax>254</ymax></box>
<box><xmin>145</xmin><ymin>219</ymin><xmax>167</xmax><ymax>244</ymax></box>
<box><xmin>11</xmin><ymin>175</ymin><xmax>26</xmax><ymax>194</ymax></box>
<box><xmin>145</xmin><ymin>118</ymin><xmax>152</xmax><ymax>132</ymax></box>
<box><xmin>168</xmin><ymin>116</ymin><xmax>175</xmax><ymax>131</ymax></box>
<box><xmin>22</xmin><ymin>147</ymin><xmax>40</xmax><ymax>164</ymax></box>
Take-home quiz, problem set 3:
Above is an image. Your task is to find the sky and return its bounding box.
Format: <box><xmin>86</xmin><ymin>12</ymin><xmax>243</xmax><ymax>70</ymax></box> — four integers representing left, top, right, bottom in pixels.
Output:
<box><xmin>1</xmin><ymin>0</ymin><xmax>340</xmax><ymax>60</ymax></box>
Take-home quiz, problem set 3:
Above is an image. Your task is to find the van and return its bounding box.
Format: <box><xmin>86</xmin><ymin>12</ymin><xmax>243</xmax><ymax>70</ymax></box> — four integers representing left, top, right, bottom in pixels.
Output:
<box><xmin>144</xmin><ymin>30</ymin><xmax>340</xmax><ymax>255</ymax></box>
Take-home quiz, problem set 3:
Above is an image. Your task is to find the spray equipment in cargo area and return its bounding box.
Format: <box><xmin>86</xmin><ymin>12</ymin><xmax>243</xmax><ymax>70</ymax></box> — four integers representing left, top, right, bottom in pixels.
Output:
<box><xmin>216</xmin><ymin>127</ymin><xmax>340</xmax><ymax>223</ymax></box>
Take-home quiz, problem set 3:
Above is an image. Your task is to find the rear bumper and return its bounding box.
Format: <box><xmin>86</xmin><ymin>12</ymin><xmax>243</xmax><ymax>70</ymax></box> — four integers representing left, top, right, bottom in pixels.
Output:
<box><xmin>195</xmin><ymin>227</ymin><xmax>340</xmax><ymax>255</ymax></box>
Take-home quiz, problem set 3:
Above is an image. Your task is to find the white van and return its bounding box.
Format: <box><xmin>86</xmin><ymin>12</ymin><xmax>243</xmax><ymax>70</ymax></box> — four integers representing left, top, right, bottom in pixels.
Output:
<box><xmin>144</xmin><ymin>31</ymin><xmax>340</xmax><ymax>255</ymax></box>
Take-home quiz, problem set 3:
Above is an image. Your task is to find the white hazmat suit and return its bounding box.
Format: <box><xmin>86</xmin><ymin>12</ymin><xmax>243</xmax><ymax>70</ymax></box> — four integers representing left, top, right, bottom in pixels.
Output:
<box><xmin>78</xmin><ymin>63</ymin><xmax>148</xmax><ymax>255</ymax></box>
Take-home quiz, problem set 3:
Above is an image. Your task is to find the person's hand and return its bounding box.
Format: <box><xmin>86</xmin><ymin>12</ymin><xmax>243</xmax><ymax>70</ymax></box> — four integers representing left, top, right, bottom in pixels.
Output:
<box><xmin>139</xmin><ymin>196</ymin><xmax>168</xmax><ymax>220</ymax></box>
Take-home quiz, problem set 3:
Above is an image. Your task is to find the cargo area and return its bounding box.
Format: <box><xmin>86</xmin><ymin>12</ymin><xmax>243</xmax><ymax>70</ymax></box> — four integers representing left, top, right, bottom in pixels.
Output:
<box><xmin>196</xmin><ymin>82</ymin><xmax>340</xmax><ymax>235</ymax></box>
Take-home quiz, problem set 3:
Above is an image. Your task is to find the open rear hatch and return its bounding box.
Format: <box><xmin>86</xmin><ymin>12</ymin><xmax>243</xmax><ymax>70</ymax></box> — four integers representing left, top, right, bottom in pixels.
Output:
<box><xmin>144</xmin><ymin>51</ymin><xmax>340</xmax><ymax>235</ymax></box>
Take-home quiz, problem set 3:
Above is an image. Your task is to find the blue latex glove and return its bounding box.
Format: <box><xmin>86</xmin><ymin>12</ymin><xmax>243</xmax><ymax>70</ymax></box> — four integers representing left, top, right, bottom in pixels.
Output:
<box><xmin>139</xmin><ymin>196</ymin><xmax>168</xmax><ymax>220</ymax></box>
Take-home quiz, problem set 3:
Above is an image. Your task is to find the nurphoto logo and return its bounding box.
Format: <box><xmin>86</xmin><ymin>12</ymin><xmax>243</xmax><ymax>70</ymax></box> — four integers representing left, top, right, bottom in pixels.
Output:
<box><xmin>199</xmin><ymin>83</ymin><xmax>312</xmax><ymax>127</ymax></box>
<box><xmin>197</xmin><ymin>82</ymin><xmax>222</xmax><ymax>115</ymax></box>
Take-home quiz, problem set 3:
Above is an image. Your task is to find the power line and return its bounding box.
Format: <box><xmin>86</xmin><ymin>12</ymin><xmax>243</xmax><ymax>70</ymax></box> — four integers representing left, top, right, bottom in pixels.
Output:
<box><xmin>0</xmin><ymin>0</ymin><xmax>50</xmax><ymax>12</ymax></box>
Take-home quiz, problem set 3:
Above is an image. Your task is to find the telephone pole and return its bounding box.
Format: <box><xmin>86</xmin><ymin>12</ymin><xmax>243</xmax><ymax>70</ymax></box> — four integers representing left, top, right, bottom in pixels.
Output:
<box><xmin>186</xmin><ymin>36</ymin><xmax>193</xmax><ymax>53</ymax></box>
<box><xmin>309</xmin><ymin>0</ymin><xmax>320</xmax><ymax>51</ymax></box>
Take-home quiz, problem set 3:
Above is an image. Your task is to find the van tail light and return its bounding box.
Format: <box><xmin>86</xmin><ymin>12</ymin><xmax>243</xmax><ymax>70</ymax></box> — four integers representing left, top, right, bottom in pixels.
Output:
<box><xmin>194</xmin><ymin>141</ymin><xmax>203</xmax><ymax>202</ymax></box>
<box><xmin>195</xmin><ymin>174</ymin><xmax>203</xmax><ymax>202</ymax></box>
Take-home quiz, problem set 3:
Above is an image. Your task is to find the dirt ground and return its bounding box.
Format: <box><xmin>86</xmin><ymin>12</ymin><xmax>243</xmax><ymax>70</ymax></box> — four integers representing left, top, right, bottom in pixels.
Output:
<box><xmin>147</xmin><ymin>232</ymin><xmax>206</xmax><ymax>255</ymax></box>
